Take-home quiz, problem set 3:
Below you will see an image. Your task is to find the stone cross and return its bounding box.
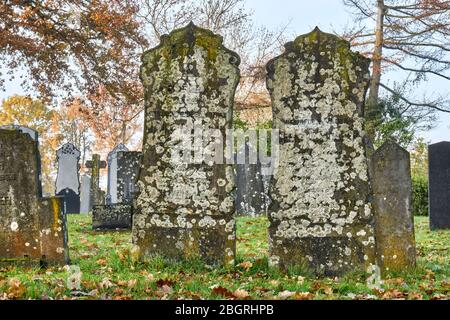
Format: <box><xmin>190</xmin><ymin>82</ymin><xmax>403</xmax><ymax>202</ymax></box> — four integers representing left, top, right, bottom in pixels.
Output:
<box><xmin>266</xmin><ymin>27</ymin><xmax>375</xmax><ymax>276</ymax></box>
<box><xmin>0</xmin><ymin>128</ymin><xmax>68</xmax><ymax>265</ymax></box>
<box><xmin>370</xmin><ymin>141</ymin><xmax>416</xmax><ymax>273</ymax></box>
<box><xmin>55</xmin><ymin>142</ymin><xmax>81</xmax><ymax>214</ymax></box>
<box><xmin>428</xmin><ymin>142</ymin><xmax>450</xmax><ymax>230</ymax></box>
<box><xmin>133</xmin><ymin>22</ymin><xmax>240</xmax><ymax>266</ymax></box>
<box><xmin>85</xmin><ymin>154</ymin><xmax>106</xmax><ymax>207</ymax></box>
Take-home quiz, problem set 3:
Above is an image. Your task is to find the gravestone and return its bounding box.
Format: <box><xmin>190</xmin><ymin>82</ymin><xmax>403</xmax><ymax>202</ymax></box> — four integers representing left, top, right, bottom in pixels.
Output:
<box><xmin>235</xmin><ymin>141</ymin><xmax>266</xmax><ymax>216</ymax></box>
<box><xmin>93</xmin><ymin>149</ymin><xmax>141</xmax><ymax>230</ymax></box>
<box><xmin>428</xmin><ymin>142</ymin><xmax>450</xmax><ymax>230</ymax></box>
<box><xmin>85</xmin><ymin>154</ymin><xmax>106</xmax><ymax>208</ymax></box>
<box><xmin>55</xmin><ymin>142</ymin><xmax>81</xmax><ymax>214</ymax></box>
<box><xmin>370</xmin><ymin>141</ymin><xmax>416</xmax><ymax>273</ymax></box>
<box><xmin>0</xmin><ymin>128</ymin><xmax>69</xmax><ymax>265</ymax></box>
<box><xmin>266</xmin><ymin>27</ymin><xmax>375</xmax><ymax>276</ymax></box>
<box><xmin>133</xmin><ymin>22</ymin><xmax>240</xmax><ymax>266</ymax></box>
<box><xmin>79</xmin><ymin>174</ymin><xmax>91</xmax><ymax>214</ymax></box>
<box><xmin>106</xmin><ymin>143</ymin><xmax>129</xmax><ymax>204</ymax></box>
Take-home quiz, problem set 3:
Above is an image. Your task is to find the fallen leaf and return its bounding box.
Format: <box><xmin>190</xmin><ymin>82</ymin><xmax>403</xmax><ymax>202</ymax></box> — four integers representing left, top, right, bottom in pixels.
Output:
<box><xmin>233</xmin><ymin>289</ymin><xmax>250</xmax><ymax>299</ymax></box>
<box><xmin>211</xmin><ymin>285</ymin><xmax>234</xmax><ymax>299</ymax></box>
<box><xmin>278</xmin><ymin>290</ymin><xmax>295</xmax><ymax>300</ymax></box>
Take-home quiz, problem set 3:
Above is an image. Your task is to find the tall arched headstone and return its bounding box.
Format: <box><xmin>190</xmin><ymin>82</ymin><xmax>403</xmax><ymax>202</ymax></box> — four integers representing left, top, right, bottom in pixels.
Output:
<box><xmin>56</xmin><ymin>142</ymin><xmax>81</xmax><ymax>214</ymax></box>
<box><xmin>0</xmin><ymin>129</ymin><xmax>69</xmax><ymax>265</ymax></box>
<box><xmin>133</xmin><ymin>22</ymin><xmax>240</xmax><ymax>266</ymax></box>
<box><xmin>266</xmin><ymin>28</ymin><xmax>375</xmax><ymax>276</ymax></box>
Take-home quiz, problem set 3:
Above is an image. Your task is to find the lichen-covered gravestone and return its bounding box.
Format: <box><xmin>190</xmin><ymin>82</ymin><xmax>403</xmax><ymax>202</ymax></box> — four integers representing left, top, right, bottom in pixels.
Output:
<box><xmin>133</xmin><ymin>23</ymin><xmax>240</xmax><ymax>266</ymax></box>
<box><xmin>0</xmin><ymin>129</ymin><xmax>69</xmax><ymax>265</ymax></box>
<box><xmin>235</xmin><ymin>141</ymin><xmax>267</xmax><ymax>216</ymax></box>
<box><xmin>56</xmin><ymin>142</ymin><xmax>81</xmax><ymax>214</ymax></box>
<box><xmin>370</xmin><ymin>141</ymin><xmax>416</xmax><ymax>273</ymax></box>
<box><xmin>428</xmin><ymin>142</ymin><xmax>450</xmax><ymax>230</ymax></box>
<box><xmin>266</xmin><ymin>28</ymin><xmax>375</xmax><ymax>276</ymax></box>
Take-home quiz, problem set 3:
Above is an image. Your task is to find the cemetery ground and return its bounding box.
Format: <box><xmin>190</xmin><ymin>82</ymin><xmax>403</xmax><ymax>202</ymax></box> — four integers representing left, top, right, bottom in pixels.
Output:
<box><xmin>0</xmin><ymin>215</ymin><xmax>448</xmax><ymax>300</ymax></box>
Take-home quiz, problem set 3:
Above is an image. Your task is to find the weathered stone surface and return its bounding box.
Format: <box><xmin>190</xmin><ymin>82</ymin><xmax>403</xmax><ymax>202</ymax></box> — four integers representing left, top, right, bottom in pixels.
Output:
<box><xmin>56</xmin><ymin>142</ymin><xmax>81</xmax><ymax>214</ymax></box>
<box><xmin>371</xmin><ymin>141</ymin><xmax>416</xmax><ymax>273</ymax></box>
<box><xmin>266</xmin><ymin>28</ymin><xmax>375</xmax><ymax>276</ymax></box>
<box><xmin>235</xmin><ymin>141</ymin><xmax>267</xmax><ymax>216</ymax></box>
<box><xmin>0</xmin><ymin>129</ymin><xmax>69</xmax><ymax>265</ymax></box>
<box><xmin>106</xmin><ymin>144</ymin><xmax>129</xmax><ymax>204</ymax></box>
<box><xmin>80</xmin><ymin>174</ymin><xmax>91</xmax><ymax>214</ymax></box>
<box><xmin>86</xmin><ymin>154</ymin><xmax>106</xmax><ymax>208</ymax></box>
<box><xmin>133</xmin><ymin>23</ymin><xmax>240</xmax><ymax>266</ymax></box>
<box><xmin>428</xmin><ymin>142</ymin><xmax>450</xmax><ymax>230</ymax></box>
<box><xmin>92</xmin><ymin>204</ymin><xmax>133</xmax><ymax>230</ymax></box>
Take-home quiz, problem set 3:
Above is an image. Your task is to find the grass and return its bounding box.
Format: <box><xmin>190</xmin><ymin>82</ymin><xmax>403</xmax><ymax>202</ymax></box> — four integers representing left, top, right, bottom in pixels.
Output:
<box><xmin>0</xmin><ymin>215</ymin><xmax>448</xmax><ymax>300</ymax></box>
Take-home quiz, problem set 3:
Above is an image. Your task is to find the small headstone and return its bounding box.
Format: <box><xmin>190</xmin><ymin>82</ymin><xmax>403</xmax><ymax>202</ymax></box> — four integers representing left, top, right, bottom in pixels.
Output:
<box><xmin>79</xmin><ymin>174</ymin><xmax>91</xmax><ymax>214</ymax></box>
<box><xmin>106</xmin><ymin>143</ymin><xmax>129</xmax><ymax>204</ymax></box>
<box><xmin>55</xmin><ymin>142</ymin><xmax>81</xmax><ymax>214</ymax></box>
<box><xmin>85</xmin><ymin>154</ymin><xmax>106</xmax><ymax>208</ymax></box>
<box><xmin>0</xmin><ymin>128</ymin><xmax>69</xmax><ymax>265</ymax></box>
<box><xmin>371</xmin><ymin>141</ymin><xmax>416</xmax><ymax>272</ymax></box>
<box><xmin>133</xmin><ymin>22</ymin><xmax>239</xmax><ymax>266</ymax></box>
<box><xmin>428</xmin><ymin>142</ymin><xmax>450</xmax><ymax>230</ymax></box>
<box><xmin>235</xmin><ymin>141</ymin><xmax>266</xmax><ymax>216</ymax></box>
<box><xmin>266</xmin><ymin>28</ymin><xmax>375</xmax><ymax>276</ymax></box>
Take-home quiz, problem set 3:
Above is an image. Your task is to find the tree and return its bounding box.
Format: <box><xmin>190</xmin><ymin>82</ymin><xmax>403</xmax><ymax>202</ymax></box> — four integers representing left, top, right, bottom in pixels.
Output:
<box><xmin>0</xmin><ymin>0</ymin><xmax>146</xmax><ymax>104</ymax></box>
<box><xmin>0</xmin><ymin>95</ymin><xmax>59</xmax><ymax>193</ymax></box>
<box><xmin>52</xmin><ymin>98</ymin><xmax>94</xmax><ymax>167</ymax></box>
<box><xmin>341</xmin><ymin>0</ymin><xmax>450</xmax><ymax>139</ymax></box>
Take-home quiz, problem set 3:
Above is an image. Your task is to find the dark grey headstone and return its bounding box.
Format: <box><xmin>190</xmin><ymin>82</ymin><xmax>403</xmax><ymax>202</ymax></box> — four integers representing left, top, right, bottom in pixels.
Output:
<box><xmin>116</xmin><ymin>151</ymin><xmax>141</xmax><ymax>204</ymax></box>
<box><xmin>56</xmin><ymin>142</ymin><xmax>81</xmax><ymax>214</ymax></box>
<box><xmin>106</xmin><ymin>144</ymin><xmax>129</xmax><ymax>204</ymax></box>
<box><xmin>428</xmin><ymin>141</ymin><xmax>450</xmax><ymax>230</ymax></box>
<box><xmin>0</xmin><ymin>129</ymin><xmax>69</xmax><ymax>265</ymax></box>
<box><xmin>371</xmin><ymin>141</ymin><xmax>416</xmax><ymax>272</ymax></box>
<box><xmin>92</xmin><ymin>204</ymin><xmax>132</xmax><ymax>230</ymax></box>
<box><xmin>235</xmin><ymin>142</ymin><xmax>266</xmax><ymax>216</ymax></box>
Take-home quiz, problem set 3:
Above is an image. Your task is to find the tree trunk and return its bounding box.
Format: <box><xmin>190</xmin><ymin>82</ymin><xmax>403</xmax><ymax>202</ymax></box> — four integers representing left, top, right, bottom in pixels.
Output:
<box><xmin>366</xmin><ymin>0</ymin><xmax>385</xmax><ymax>141</ymax></box>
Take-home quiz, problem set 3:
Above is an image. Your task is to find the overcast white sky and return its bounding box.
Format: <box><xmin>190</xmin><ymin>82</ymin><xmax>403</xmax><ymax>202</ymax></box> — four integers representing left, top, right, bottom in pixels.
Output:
<box><xmin>1</xmin><ymin>0</ymin><xmax>449</xmax><ymax>143</ymax></box>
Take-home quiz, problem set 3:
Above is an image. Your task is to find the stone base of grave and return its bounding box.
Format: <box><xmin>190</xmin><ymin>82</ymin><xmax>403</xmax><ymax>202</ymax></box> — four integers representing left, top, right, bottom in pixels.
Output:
<box><xmin>269</xmin><ymin>221</ymin><xmax>376</xmax><ymax>277</ymax></box>
<box><xmin>0</xmin><ymin>197</ymin><xmax>69</xmax><ymax>266</ymax></box>
<box><xmin>92</xmin><ymin>204</ymin><xmax>133</xmax><ymax>230</ymax></box>
<box><xmin>133</xmin><ymin>214</ymin><xmax>236</xmax><ymax>267</ymax></box>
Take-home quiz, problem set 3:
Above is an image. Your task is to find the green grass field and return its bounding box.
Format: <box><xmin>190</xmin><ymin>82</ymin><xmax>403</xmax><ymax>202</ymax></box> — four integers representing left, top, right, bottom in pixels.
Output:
<box><xmin>0</xmin><ymin>215</ymin><xmax>448</xmax><ymax>300</ymax></box>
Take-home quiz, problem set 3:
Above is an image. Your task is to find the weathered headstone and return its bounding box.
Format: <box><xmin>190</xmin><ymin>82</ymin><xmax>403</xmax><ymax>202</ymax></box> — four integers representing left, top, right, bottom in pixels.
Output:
<box><xmin>85</xmin><ymin>154</ymin><xmax>106</xmax><ymax>208</ymax></box>
<box><xmin>235</xmin><ymin>141</ymin><xmax>266</xmax><ymax>216</ymax></box>
<box><xmin>79</xmin><ymin>174</ymin><xmax>91</xmax><ymax>214</ymax></box>
<box><xmin>371</xmin><ymin>141</ymin><xmax>416</xmax><ymax>272</ymax></box>
<box><xmin>116</xmin><ymin>151</ymin><xmax>141</xmax><ymax>204</ymax></box>
<box><xmin>428</xmin><ymin>142</ymin><xmax>450</xmax><ymax>230</ymax></box>
<box><xmin>56</xmin><ymin>142</ymin><xmax>81</xmax><ymax>214</ymax></box>
<box><xmin>266</xmin><ymin>27</ymin><xmax>375</xmax><ymax>276</ymax></box>
<box><xmin>106</xmin><ymin>143</ymin><xmax>129</xmax><ymax>204</ymax></box>
<box><xmin>0</xmin><ymin>128</ymin><xmax>69</xmax><ymax>265</ymax></box>
<box><xmin>133</xmin><ymin>22</ymin><xmax>239</xmax><ymax>266</ymax></box>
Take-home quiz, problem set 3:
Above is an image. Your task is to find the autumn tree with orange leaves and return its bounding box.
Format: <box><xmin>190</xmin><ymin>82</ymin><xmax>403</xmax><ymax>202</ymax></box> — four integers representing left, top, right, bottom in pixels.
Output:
<box><xmin>342</xmin><ymin>0</ymin><xmax>450</xmax><ymax>140</ymax></box>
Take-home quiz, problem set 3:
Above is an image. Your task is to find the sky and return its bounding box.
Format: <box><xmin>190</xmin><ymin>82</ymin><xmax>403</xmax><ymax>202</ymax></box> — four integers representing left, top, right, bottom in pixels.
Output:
<box><xmin>1</xmin><ymin>0</ymin><xmax>449</xmax><ymax>143</ymax></box>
